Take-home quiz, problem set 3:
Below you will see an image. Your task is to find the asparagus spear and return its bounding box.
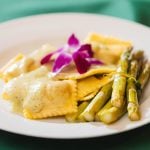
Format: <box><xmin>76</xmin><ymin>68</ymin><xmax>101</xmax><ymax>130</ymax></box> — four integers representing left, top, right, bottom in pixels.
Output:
<box><xmin>97</xmin><ymin>100</ymin><xmax>126</xmax><ymax>124</ymax></box>
<box><xmin>95</xmin><ymin>100</ymin><xmax>112</xmax><ymax>121</ymax></box>
<box><xmin>132</xmin><ymin>50</ymin><xmax>144</xmax><ymax>77</ymax></box>
<box><xmin>138</xmin><ymin>61</ymin><xmax>150</xmax><ymax>90</ymax></box>
<box><xmin>137</xmin><ymin>61</ymin><xmax>150</xmax><ymax>99</ymax></box>
<box><xmin>65</xmin><ymin>101</ymin><xmax>89</xmax><ymax>122</ymax></box>
<box><xmin>127</xmin><ymin>60</ymin><xmax>141</xmax><ymax>121</ymax></box>
<box><xmin>80</xmin><ymin>82</ymin><xmax>112</xmax><ymax>122</ymax></box>
<box><xmin>126</xmin><ymin>50</ymin><xmax>145</xmax><ymax>121</ymax></box>
<box><xmin>111</xmin><ymin>50</ymin><xmax>131</xmax><ymax>108</ymax></box>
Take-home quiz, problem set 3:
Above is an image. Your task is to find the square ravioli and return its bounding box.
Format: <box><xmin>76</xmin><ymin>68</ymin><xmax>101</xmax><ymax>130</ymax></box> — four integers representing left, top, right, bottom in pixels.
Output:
<box><xmin>2</xmin><ymin>66</ymin><xmax>77</xmax><ymax>119</ymax></box>
<box><xmin>85</xmin><ymin>33</ymin><xmax>132</xmax><ymax>65</ymax></box>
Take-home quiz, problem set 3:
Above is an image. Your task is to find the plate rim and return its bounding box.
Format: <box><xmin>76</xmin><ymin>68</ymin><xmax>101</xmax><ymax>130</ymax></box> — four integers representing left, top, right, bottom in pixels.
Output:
<box><xmin>0</xmin><ymin>12</ymin><xmax>150</xmax><ymax>30</ymax></box>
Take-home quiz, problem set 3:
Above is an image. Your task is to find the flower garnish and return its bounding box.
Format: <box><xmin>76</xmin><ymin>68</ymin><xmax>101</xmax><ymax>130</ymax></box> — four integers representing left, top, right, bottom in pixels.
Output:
<box><xmin>41</xmin><ymin>34</ymin><xmax>104</xmax><ymax>74</ymax></box>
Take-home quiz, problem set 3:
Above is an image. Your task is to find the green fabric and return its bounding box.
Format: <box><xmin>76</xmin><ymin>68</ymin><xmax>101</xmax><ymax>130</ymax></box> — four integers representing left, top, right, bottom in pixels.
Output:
<box><xmin>0</xmin><ymin>0</ymin><xmax>150</xmax><ymax>26</ymax></box>
<box><xmin>0</xmin><ymin>0</ymin><xmax>150</xmax><ymax>150</ymax></box>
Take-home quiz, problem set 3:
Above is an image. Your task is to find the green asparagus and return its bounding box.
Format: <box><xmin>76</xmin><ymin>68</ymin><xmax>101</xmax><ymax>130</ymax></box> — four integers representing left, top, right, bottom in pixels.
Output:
<box><xmin>95</xmin><ymin>100</ymin><xmax>112</xmax><ymax>121</ymax></box>
<box><xmin>127</xmin><ymin>60</ymin><xmax>140</xmax><ymax>121</ymax></box>
<box><xmin>111</xmin><ymin>50</ymin><xmax>131</xmax><ymax>108</ymax></box>
<box><xmin>97</xmin><ymin>100</ymin><xmax>126</xmax><ymax>124</ymax></box>
<box><xmin>80</xmin><ymin>82</ymin><xmax>112</xmax><ymax>122</ymax></box>
<box><xmin>65</xmin><ymin>101</ymin><xmax>89</xmax><ymax>122</ymax></box>
<box><xmin>132</xmin><ymin>50</ymin><xmax>144</xmax><ymax>77</ymax></box>
<box><xmin>138</xmin><ymin>62</ymin><xmax>150</xmax><ymax>90</ymax></box>
<box><xmin>137</xmin><ymin>61</ymin><xmax>150</xmax><ymax>99</ymax></box>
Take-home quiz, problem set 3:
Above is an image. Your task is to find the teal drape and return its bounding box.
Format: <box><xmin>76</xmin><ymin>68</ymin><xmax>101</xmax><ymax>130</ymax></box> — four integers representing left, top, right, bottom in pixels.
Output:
<box><xmin>0</xmin><ymin>0</ymin><xmax>150</xmax><ymax>26</ymax></box>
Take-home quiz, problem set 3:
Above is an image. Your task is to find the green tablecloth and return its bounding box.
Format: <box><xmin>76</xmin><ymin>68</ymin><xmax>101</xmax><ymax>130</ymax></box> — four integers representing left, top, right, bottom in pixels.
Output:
<box><xmin>0</xmin><ymin>0</ymin><xmax>150</xmax><ymax>149</ymax></box>
<box><xmin>0</xmin><ymin>0</ymin><xmax>150</xmax><ymax>26</ymax></box>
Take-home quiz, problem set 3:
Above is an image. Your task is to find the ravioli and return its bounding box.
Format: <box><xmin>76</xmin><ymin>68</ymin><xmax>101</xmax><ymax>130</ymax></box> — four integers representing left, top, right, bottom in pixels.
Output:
<box><xmin>77</xmin><ymin>76</ymin><xmax>112</xmax><ymax>101</ymax></box>
<box><xmin>85</xmin><ymin>33</ymin><xmax>132</xmax><ymax>65</ymax></box>
<box><xmin>0</xmin><ymin>44</ymin><xmax>56</xmax><ymax>82</ymax></box>
<box><xmin>0</xmin><ymin>53</ymin><xmax>25</xmax><ymax>82</ymax></box>
<box><xmin>54</xmin><ymin>65</ymin><xmax>116</xmax><ymax>80</ymax></box>
<box><xmin>2</xmin><ymin>66</ymin><xmax>77</xmax><ymax>119</ymax></box>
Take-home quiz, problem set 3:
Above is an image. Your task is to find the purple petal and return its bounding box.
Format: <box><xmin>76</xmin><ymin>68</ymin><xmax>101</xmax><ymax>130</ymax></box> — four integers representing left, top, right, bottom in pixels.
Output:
<box><xmin>68</xmin><ymin>34</ymin><xmax>79</xmax><ymax>47</ymax></box>
<box><xmin>41</xmin><ymin>53</ymin><xmax>54</xmax><ymax>65</ymax></box>
<box><xmin>73</xmin><ymin>51</ymin><xmax>90</xmax><ymax>74</ymax></box>
<box><xmin>52</xmin><ymin>52</ymin><xmax>72</xmax><ymax>73</ymax></box>
<box><xmin>77</xmin><ymin>44</ymin><xmax>93</xmax><ymax>57</ymax></box>
<box><xmin>87</xmin><ymin>58</ymin><xmax>104</xmax><ymax>65</ymax></box>
<box><xmin>40</xmin><ymin>48</ymin><xmax>63</xmax><ymax>65</ymax></box>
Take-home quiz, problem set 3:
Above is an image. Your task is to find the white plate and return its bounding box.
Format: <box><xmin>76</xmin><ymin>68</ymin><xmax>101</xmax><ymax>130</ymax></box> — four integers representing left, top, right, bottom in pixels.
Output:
<box><xmin>0</xmin><ymin>13</ymin><xmax>150</xmax><ymax>139</ymax></box>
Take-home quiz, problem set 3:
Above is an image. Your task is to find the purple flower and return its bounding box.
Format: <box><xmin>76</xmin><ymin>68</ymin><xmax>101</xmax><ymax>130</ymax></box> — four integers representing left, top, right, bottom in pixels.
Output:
<box><xmin>41</xmin><ymin>34</ymin><xmax>103</xmax><ymax>74</ymax></box>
